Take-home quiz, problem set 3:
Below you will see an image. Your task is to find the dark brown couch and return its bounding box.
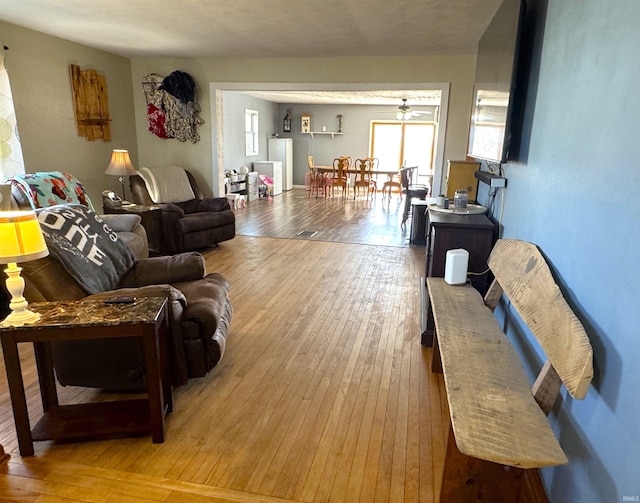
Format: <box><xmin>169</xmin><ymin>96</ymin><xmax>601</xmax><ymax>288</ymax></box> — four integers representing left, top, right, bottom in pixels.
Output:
<box><xmin>5</xmin><ymin>172</ymin><xmax>149</xmax><ymax>260</ymax></box>
<box><xmin>22</xmin><ymin>250</ymin><xmax>233</xmax><ymax>390</ymax></box>
<box><xmin>129</xmin><ymin>170</ymin><xmax>235</xmax><ymax>254</ymax></box>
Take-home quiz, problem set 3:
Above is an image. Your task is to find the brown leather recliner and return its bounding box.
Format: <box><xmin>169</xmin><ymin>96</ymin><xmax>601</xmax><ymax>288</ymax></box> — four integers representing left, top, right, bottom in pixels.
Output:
<box><xmin>22</xmin><ymin>249</ymin><xmax>233</xmax><ymax>390</ymax></box>
<box><xmin>129</xmin><ymin>170</ymin><xmax>235</xmax><ymax>255</ymax></box>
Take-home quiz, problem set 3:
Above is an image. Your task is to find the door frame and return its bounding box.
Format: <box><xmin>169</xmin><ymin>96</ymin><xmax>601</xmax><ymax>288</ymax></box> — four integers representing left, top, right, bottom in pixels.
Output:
<box><xmin>209</xmin><ymin>82</ymin><xmax>450</xmax><ymax>197</ymax></box>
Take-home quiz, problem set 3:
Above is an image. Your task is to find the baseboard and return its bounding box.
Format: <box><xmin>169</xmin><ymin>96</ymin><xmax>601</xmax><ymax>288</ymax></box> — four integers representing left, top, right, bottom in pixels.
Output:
<box><xmin>520</xmin><ymin>469</ymin><xmax>549</xmax><ymax>503</ymax></box>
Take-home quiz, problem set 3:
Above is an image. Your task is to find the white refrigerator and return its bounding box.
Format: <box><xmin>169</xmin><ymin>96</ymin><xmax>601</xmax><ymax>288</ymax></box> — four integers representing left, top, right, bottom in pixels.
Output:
<box><xmin>268</xmin><ymin>138</ymin><xmax>293</xmax><ymax>191</ymax></box>
<box><xmin>253</xmin><ymin>161</ymin><xmax>283</xmax><ymax>196</ymax></box>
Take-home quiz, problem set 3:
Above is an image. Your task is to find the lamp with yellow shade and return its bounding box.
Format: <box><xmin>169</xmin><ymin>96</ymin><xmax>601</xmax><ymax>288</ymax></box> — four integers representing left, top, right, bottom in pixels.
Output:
<box><xmin>0</xmin><ymin>211</ymin><xmax>49</xmax><ymax>327</ymax></box>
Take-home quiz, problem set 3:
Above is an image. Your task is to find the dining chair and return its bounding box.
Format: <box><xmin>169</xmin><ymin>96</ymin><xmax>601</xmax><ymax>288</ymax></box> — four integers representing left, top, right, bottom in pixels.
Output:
<box><xmin>367</xmin><ymin>157</ymin><xmax>379</xmax><ymax>196</ymax></box>
<box><xmin>330</xmin><ymin>157</ymin><xmax>350</xmax><ymax>198</ymax></box>
<box><xmin>307</xmin><ymin>155</ymin><xmax>318</xmax><ymax>197</ymax></box>
<box><xmin>307</xmin><ymin>155</ymin><xmax>329</xmax><ymax>198</ymax></box>
<box><xmin>353</xmin><ymin>158</ymin><xmax>377</xmax><ymax>200</ymax></box>
<box><xmin>382</xmin><ymin>167</ymin><xmax>402</xmax><ymax>201</ymax></box>
<box><xmin>400</xmin><ymin>165</ymin><xmax>429</xmax><ymax>228</ymax></box>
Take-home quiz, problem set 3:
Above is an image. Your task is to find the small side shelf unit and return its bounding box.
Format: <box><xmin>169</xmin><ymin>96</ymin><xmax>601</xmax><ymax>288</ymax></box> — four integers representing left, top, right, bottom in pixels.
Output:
<box><xmin>303</xmin><ymin>132</ymin><xmax>343</xmax><ymax>139</ymax></box>
<box><xmin>226</xmin><ymin>175</ymin><xmax>247</xmax><ymax>195</ymax></box>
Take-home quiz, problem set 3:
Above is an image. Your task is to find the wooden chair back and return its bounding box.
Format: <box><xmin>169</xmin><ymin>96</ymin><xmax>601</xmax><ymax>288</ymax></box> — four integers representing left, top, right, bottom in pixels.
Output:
<box><xmin>486</xmin><ymin>239</ymin><xmax>594</xmax><ymax>404</ymax></box>
<box><xmin>332</xmin><ymin>157</ymin><xmax>350</xmax><ymax>178</ymax></box>
<box><xmin>399</xmin><ymin>166</ymin><xmax>419</xmax><ymax>190</ymax></box>
<box><xmin>354</xmin><ymin>158</ymin><xmax>368</xmax><ymax>182</ymax></box>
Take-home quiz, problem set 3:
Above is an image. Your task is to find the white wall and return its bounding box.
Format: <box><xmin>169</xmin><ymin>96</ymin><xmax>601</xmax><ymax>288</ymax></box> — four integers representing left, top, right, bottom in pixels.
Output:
<box><xmin>131</xmin><ymin>55</ymin><xmax>476</xmax><ymax>196</ymax></box>
<box><xmin>0</xmin><ymin>21</ymin><xmax>138</xmax><ymax>207</ymax></box>
<box><xmin>222</xmin><ymin>92</ymin><xmax>278</xmax><ymax>174</ymax></box>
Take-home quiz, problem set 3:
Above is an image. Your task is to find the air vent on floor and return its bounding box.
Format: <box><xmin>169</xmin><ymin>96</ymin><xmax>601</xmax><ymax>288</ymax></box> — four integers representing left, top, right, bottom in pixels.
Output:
<box><xmin>296</xmin><ymin>230</ymin><xmax>318</xmax><ymax>237</ymax></box>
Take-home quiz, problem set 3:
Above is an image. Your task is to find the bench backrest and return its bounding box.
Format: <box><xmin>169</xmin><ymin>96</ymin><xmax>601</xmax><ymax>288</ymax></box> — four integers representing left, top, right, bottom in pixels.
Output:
<box><xmin>486</xmin><ymin>239</ymin><xmax>593</xmax><ymax>401</ymax></box>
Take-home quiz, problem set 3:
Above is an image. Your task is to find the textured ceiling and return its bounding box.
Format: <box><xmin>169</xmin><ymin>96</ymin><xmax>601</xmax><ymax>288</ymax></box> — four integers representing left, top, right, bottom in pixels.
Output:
<box><xmin>0</xmin><ymin>0</ymin><xmax>501</xmax><ymax>58</ymax></box>
<box><xmin>0</xmin><ymin>0</ymin><xmax>502</xmax><ymax>105</ymax></box>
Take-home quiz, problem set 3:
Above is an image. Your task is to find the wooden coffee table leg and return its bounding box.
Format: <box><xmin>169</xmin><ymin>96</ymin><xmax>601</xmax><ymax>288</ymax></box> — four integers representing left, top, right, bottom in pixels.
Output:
<box><xmin>33</xmin><ymin>341</ymin><xmax>59</xmax><ymax>411</ymax></box>
<box><xmin>1</xmin><ymin>334</ymin><xmax>34</xmax><ymax>456</ymax></box>
<box><xmin>143</xmin><ymin>326</ymin><xmax>165</xmax><ymax>443</ymax></box>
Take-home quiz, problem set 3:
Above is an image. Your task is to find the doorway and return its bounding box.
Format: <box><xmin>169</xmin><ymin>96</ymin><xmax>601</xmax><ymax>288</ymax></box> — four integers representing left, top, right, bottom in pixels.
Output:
<box><xmin>209</xmin><ymin>83</ymin><xmax>450</xmax><ymax>197</ymax></box>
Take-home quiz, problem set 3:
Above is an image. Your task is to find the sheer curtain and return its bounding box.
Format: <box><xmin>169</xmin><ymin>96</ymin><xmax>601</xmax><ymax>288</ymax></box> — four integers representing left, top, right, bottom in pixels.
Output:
<box><xmin>0</xmin><ymin>46</ymin><xmax>26</xmax><ymax>179</ymax></box>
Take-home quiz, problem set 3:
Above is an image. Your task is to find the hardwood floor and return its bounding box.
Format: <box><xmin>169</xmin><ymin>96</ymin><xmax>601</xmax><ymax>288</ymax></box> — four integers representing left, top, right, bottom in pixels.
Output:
<box><xmin>235</xmin><ymin>187</ymin><xmax>411</xmax><ymax>247</ymax></box>
<box><xmin>0</xmin><ymin>190</ymin><xmax>449</xmax><ymax>502</ymax></box>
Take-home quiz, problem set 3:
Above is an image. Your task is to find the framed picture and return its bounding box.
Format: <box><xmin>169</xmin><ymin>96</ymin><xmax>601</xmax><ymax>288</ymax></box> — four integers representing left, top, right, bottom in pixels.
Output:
<box><xmin>301</xmin><ymin>113</ymin><xmax>311</xmax><ymax>133</ymax></box>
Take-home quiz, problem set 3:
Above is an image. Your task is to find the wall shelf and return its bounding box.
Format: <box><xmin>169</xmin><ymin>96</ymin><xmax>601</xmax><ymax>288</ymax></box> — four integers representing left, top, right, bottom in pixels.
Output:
<box><xmin>474</xmin><ymin>170</ymin><xmax>507</xmax><ymax>188</ymax></box>
<box><xmin>303</xmin><ymin>131</ymin><xmax>343</xmax><ymax>139</ymax></box>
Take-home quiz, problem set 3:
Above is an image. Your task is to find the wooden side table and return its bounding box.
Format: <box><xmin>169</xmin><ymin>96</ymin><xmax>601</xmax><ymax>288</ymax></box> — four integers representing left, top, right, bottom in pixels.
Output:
<box><xmin>103</xmin><ymin>204</ymin><xmax>163</xmax><ymax>255</ymax></box>
<box><xmin>0</xmin><ymin>297</ymin><xmax>171</xmax><ymax>456</ymax></box>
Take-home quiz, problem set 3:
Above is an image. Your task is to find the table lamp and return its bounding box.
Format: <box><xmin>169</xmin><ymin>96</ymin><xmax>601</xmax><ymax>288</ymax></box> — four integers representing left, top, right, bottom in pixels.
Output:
<box><xmin>105</xmin><ymin>149</ymin><xmax>137</xmax><ymax>201</ymax></box>
<box><xmin>0</xmin><ymin>211</ymin><xmax>49</xmax><ymax>327</ymax></box>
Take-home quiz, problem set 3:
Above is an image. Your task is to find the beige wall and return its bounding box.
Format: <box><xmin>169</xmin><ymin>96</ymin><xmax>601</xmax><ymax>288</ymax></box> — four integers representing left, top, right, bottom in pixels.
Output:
<box><xmin>131</xmin><ymin>55</ymin><xmax>476</xmax><ymax>196</ymax></box>
<box><xmin>0</xmin><ymin>21</ymin><xmax>137</xmax><ymax>207</ymax></box>
<box><xmin>1</xmin><ymin>19</ymin><xmax>476</xmax><ymax>200</ymax></box>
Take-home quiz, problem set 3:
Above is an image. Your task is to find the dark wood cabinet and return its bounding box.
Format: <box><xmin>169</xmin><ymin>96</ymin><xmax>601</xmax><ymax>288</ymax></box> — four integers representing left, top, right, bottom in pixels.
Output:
<box><xmin>426</xmin><ymin>212</ymin><xmax>496</xmax><ymax>292</ymax></box>
<box><xmin>422</xmin><ymin>211</ymin><xmax>496</xmax><ymax>345</ymax></box>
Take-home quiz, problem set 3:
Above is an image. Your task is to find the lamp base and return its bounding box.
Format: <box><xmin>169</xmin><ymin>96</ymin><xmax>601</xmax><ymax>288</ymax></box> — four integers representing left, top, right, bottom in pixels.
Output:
<box><xmin>2</xmin><ymin>262</ymin><xmax>41</xmax><ymax>327</ymax></box>
<box><xmin>1</xmin><ymin>308</ymin><xmax>41</xmax><ymax>328</ymax></box>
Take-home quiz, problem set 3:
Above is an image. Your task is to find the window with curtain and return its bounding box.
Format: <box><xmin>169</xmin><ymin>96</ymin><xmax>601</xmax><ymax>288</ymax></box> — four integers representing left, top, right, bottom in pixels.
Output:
<box><xmin>0</xmin><ymin>46</ymin><xmax>25</xmax><ymax>179</ymax></box>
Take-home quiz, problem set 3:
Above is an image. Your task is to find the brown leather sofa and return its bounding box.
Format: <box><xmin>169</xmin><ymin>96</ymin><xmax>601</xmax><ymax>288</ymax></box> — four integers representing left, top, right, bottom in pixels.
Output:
<box><xmin>129</xmin><ymin>170</ymin><xmax>235</xmax><ymax>254</ymax></box>
<box><xmin>6</xmin><ymin>172</ymin><xmax>149</xmax><ymax>259</ymax></box>
<box><xmin>22</xmin><ymin>249</ymin><xmax>233</xmax><ymax>390</ymax></box>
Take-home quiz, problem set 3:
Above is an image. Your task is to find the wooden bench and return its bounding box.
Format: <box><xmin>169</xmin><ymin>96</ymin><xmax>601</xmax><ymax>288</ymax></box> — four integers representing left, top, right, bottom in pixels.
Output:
<box><xmin>427</xmin><ymin>239</ymin><xmax>593</xmax><ymax>503</ymax></box>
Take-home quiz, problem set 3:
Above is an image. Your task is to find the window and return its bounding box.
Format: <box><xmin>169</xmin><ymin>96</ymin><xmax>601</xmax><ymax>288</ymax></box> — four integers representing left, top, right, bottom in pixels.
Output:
<box><xmin>0</xmin><ymin>48</ymin><xmax>25</xmax><ymax>178</ymax></box>
<box><xmin>245</xmin><ymin>109</ymin><xmax>259</xmax><ymax>156</ymax></box>
<box><xmin>371</xmin><ymin>121</ymin><xmax>436</xmax><ymax>177</ymax></box>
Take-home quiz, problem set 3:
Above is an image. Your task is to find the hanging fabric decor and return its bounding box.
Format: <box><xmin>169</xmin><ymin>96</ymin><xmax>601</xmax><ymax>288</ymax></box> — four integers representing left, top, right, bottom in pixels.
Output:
<box><xmin>142</xmin><ymin>71</ymin><xmax>204</xmax><ymax>143</ymax></box>
<box><xmin>0</xmin><ymin>46</ymin><xmax>26</xmax><ymax>178</ymax></box>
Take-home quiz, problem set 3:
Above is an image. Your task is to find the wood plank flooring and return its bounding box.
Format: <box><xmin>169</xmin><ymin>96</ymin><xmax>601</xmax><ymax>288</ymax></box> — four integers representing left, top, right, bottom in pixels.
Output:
<box><xmin>0</xmin><ymin>190</ymin><xmax>449</xmax><ymax>502</ymax></box>
<box><xmin>235</xmin><ymin>187</ymin><xmax>410</xmax><ymax>247</ymax></box>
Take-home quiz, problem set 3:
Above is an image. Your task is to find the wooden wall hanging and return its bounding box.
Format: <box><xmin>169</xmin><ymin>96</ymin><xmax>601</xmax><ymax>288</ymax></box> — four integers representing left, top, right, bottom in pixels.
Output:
<box><xmin>69</xmin><ymin>64</ymin><xmax>111</xmax><ymax>141</ymax></box>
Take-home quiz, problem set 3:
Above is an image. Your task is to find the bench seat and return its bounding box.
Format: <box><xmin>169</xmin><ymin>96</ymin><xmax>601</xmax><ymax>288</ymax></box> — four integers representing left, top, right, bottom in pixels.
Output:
<box><xmin>426</xmin><ymin>239</ymin><xmax>593</xmax><ymax>503</ymax></box>
<box><xmin>428</xmin><ymin>278</ymin><xmax>567</xmax><ymax>469</ymax></box>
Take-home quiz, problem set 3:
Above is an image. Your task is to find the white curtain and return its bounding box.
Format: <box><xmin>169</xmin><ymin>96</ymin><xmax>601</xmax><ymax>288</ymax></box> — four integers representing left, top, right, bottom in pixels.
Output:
<box><xmin>0</xmin><ymin>46</ymin><xmax>26</xmax><ymax>179</ymax></box>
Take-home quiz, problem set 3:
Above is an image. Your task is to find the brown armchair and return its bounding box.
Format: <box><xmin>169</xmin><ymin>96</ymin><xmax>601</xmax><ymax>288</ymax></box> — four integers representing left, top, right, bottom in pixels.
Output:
<box><xmin>21</xmin><ymin>220</ymin><xmax>233</xmax><ymax>390</ymax></box>
<box><xmin>129</xmin><ymin>169</ymin><xmax>235</xmax><ymax>254</ymax></box>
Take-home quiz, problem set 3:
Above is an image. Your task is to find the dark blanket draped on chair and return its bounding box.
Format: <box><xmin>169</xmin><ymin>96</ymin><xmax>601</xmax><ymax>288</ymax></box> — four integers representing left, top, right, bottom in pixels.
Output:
<box><xmin>400</xmin><ymin>166</ymin><xmax>429</xmax><ymax>228</ymax></box>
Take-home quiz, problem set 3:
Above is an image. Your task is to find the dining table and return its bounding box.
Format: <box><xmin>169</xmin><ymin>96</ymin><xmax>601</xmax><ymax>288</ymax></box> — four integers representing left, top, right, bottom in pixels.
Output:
<box><xmin>310</xmin><ymin>165</ymin><xmax>400</xmax><ymax>179</ymax></box>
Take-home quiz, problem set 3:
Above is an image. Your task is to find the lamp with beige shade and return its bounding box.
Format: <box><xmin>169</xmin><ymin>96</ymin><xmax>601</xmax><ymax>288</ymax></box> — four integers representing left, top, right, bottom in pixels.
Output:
<box><xmin>105</xmin><ymin>149</ymin><xmax>137</xmax><ymax>201</ymax></box>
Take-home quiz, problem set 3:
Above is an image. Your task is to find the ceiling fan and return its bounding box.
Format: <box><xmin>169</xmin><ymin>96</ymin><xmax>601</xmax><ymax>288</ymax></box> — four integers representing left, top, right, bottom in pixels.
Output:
<box><xmin>379</xmin><ymin>99</ymin><xmax>432</xmax><ymax>120</ymax></box>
